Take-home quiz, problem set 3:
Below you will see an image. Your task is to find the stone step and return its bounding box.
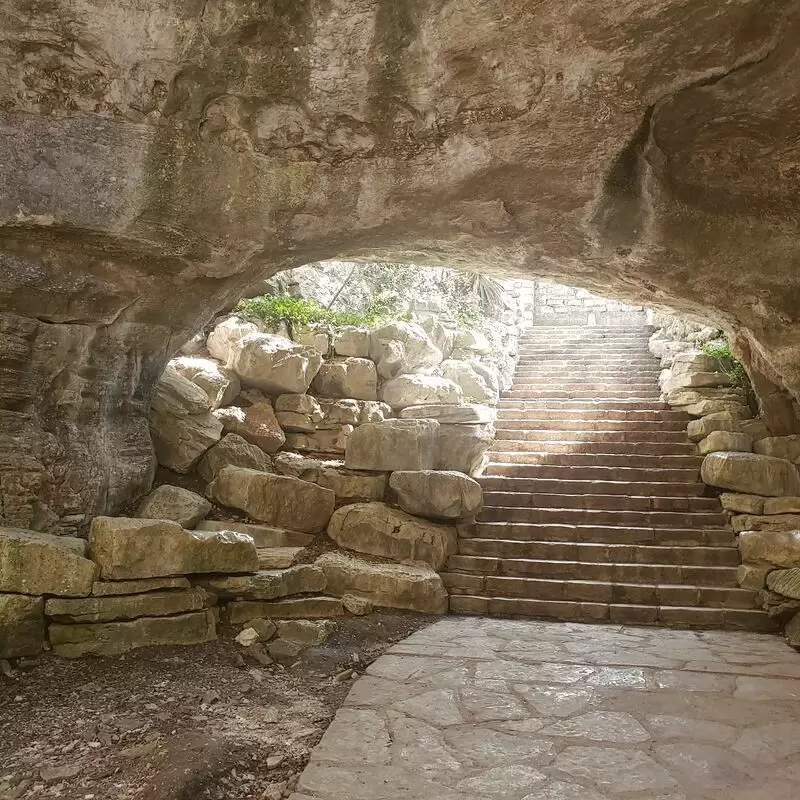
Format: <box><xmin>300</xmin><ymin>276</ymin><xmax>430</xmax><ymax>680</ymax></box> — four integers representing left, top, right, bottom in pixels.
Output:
<box><xmin>487</xmin><ymin>440</ymin><xmax>696</xmax><ymax>455</ymax></box>
<box><xmin>495</xmin><ymin>429</ymin><xmax>690</xmax><ymax>443</ymax></box>
<box><xmin>477</xmin><ymin>476</ymin><xmax>705</xmax><ymax>497</ymax></box>
<box><xmin>510</xmin><ymin>375</ymin><xmax>662</xmax><ymax>384</ymax></box>
<box><xmin>470</xmin><ymin>521</ymin><xmax>732</xmax><ymax>545</ymax></box>
<box><xmin>445</xmin><ymin>575</ymin><xmax>759</xmax><ymax>609</ymax></box>
<box><xmin>482</xmin><ymin>464</ymin><xmax>699</xmax><ymax>482</ymax></box>
<box><xmin>495</xmin><ymin>419</ymin><xmax>688</xmax><ymax>431</ymax></box>
<box><xmin>477</xmin><ymin>506</ymin><xmax>725</xmax><ymax>526</ymax></box>
<box><xmin>456</xmin><ymin>539</ymin><xmax>739</xmax><ymax>564</ymax></box>
<box><xmin>498</xmin><ymin>400</ymin><xmax>672</xmax><ymax>411</ymax></box>
<box><xmin>484</xmin><ymin>452</ymin><xmax>702</xmax><ymax>467</ymax></box>
<box><xmin>502</xmin><ymin>390</ymin><xmax>663</xmax><ymax>399</ymax></box>
<box><xmin>479</xmin><ymin>490</ymin><xmax>718</xmax><ymax>512</ymax></box>
<box><xmin>443</xmin><ymin>559</ymin><xmax>738</xmax><ymax>585</ymax></box>
<box><xmin>496</xmin><ymin>408</ymin><xmax>689</xmax><ymax>421</ymax></box>
<box><xmin>448</xmin><ymin>596</ymin><xmax>776</xmax><ymax>631</ymax></box>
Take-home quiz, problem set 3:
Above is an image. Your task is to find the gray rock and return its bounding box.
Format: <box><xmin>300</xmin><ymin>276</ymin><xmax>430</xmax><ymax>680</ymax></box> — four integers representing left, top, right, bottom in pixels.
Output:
<box><xmin>170</xmin><ymin>356</ymin><xmax>240</xmax><ymax>410</ymax></box>
<box><xmin>135</xmin><ymin>485</ymin><xmax>211</xmax><ymax>528</ymax></box>
<box><xmin>389</xmin><ymin>470</ymin><xmax>483</xmax><ymax>519</ymax></box>
<box><xmin>196</xmin><ymin>433</ymin><xmax>274</xmax><ymax>483</ymax></box>
<box><xmin>228</xmin><ymin>333</ymin><xmax>323</xmax><ymax>395</ymax></box>
<box><xmin>312</xmin><ymin>358</ymin><xmax>378</xmax><ymax>401</ymax></box>
<box><xmin>345</xmin><ymin>419</ymin><xmax>439</xmax><ymax>471</ymax></box>
<box><xmin>701</xmin><ymin>452</ymin><xmax>800</xmax><ymax>497</ymax></box>
<box><xmin>0</xmin><ymin>594</ymin><xmax>45</xmax><ymax>659</ymax></box>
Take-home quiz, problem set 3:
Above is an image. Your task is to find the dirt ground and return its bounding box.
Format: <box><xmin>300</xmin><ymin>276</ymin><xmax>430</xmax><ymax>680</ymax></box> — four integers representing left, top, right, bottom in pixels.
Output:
<box><xmin>0</xmin><ymin>613</ymin><xmax>436</xmax><ymax>800</ymax></box>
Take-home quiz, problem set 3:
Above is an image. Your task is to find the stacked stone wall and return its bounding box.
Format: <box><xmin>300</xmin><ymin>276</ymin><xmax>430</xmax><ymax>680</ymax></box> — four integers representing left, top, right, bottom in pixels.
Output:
<box><xmin>524</xmin><ymin>280</ymin><xmax>647</xmax><ymax>327</ymax></box>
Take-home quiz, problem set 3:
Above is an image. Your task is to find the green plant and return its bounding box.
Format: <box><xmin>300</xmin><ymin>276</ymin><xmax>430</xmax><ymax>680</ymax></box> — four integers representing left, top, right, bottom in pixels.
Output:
<box><xmin>236</xmin><ymin>294</ymin><xmax>394</xmax><ymax>330</ymax></box>
<box><xmin>702</xmin><ymin>337</ymin><xmax>751</xmax><ymax>389</ymax></box>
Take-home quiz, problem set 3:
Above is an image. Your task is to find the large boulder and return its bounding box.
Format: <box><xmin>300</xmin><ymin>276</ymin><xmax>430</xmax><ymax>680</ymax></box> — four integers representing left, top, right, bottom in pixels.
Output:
<box><xmin>49</xmin><ymin>610</ymin><xmax>217</xmax><ymax>658</ymax></box>
<box><xmin>273</xmin><ymin>452</ymin><xmax>387</xmax><ymax>502</ymax></box>
<box><xmin>701</xmin><ymin>452</ymin><xmax>800</xmax><ymax>497</ymax></box>
<box><xmin>738</xmin><ymin>530</ymin><xmax>800</xmax><ymax>568</ymax></box>
<box><xmin>227</xmin><ymin>333</ymin><xmax>323</xmax><ymax>395</ymax></box>
<box><xmin>670</xmin><ymin>350</ymin><xmax>721</xmax><ymax>374</ymax></box>
<box><xmin>766</xmin><ymin>568</ymin><xmax>800</xmax><ymax>600</ymax></box>
<box><xmin>317</xmin><ymin>398</ymin><xmax>392</xmax><ymax>427</ymax></box>
<box><xmin>208</xmin><ymin>466</ymin><xmax>335</xmax><ymax>533</ymax></box>
<box><xmin>453</xmin><ymin>330</ymin><xmax>493</xmax><ymax>356</ymax></box>
<box><xmin>440</xmin><ymin>359</ymin><xmax>499</xmax><ymax>405</ymax></box>
<box><xmin>316</xmin><ymin>551</ymin><xmax>449</xmax><ymax>614</ymax></box>
<box><xmin>214</xmin><ymin>398</ymin><xmax>285</xmax><ymax>453</ymax></box>
<box><xmin>369</xmin><ymin>322</ymin><xmax>442</xmax><ymax>379</ymax></box>
<box><xmin>687</xmin><ymin>410</ymin><xmax>750</xmax><ymax>442</ymax></box>
<box><xmin>389</xmin><ymin>470</ymin><xmax>483</xmax><ymax>520</ymax></box>
<box><xmin>332</xmin><ymin>327</ymin><xmax>370</xmax><ymax>358</ymax></box>
<box><xmin>664</xmin><ymin>387</ymin><xmax>746</xmax><ymax>407</ymax></box>
<box><xmin>89</xmin><ymin>517</ymin><xmax>259</xmax><ymax>579</ymax></box>
<box><xmin>326</xmin><ymin>502</ymin><xmax>457</xmax><ymax>569</ymax></box>
<box><xmin>196</xmin><ymin>433</ymin><xmax>273</xmax><ymax>483</ymax></box>
<box><xmin>135</xmin><ymin>485</ymin><xmax>211</xmax><ymax>528</ymax></box>
<box><xmin>661</xmin><ymin>371</ymin><xmax>732</xmax><ymax>393</ymax></box>
<box><xmin>754</xmin><ymin>436</ymin><xmax>800</xmax><ymax>463</ymax></box>
<box><xmin>312</xmin><ymin>358</ymin><xmax>378</xmax><ymax>401</ymax></box>
<box><xmin>206</xmin><ymin>317</ymin><xmax>260</xmax><ymax>363</ymax></box>
<box><xmin>399</xmin><ymin>403</ymin><xmax>495</xmax><ymax>424</ymax></box>
<box><xmin>274</xmin><ymin>393</ymin><xmax>325</xmax><ymax>432</ymax></box>
<box><xmin>380</xmin><ymin>374</ymin><xmax>462</xmax><ymax>409</ymax></box>
<box><xmin>150</xmin><ymin>408</ymin><xmax>223</xmax><ymax>473</ymax></box>
<box><xmin>0</xmin><ymin>594</ymin><xmax>45</xmax><ymax>659</ymax></box>
<box><xmin>731</xmin><ymin>514</ymin><xmax>800</xmax><ymax>533</ymax></box>
<box><xmin>197</xmin><ymin>565</ymin><xmax>326</xmax><ymax>600</ymax></box>
<box><xmin>170</xmin><ymin>356</ymin><xmax>241</xmax><ymax>410</ymax></box>
<box><xmin>698</xmin><ymin>431</ymin><xmax>753</xmax><ymax>455</ymax></box>
<box><xmin>151</xmin><ymin>365</ymin><xmax>212</xmax><ymax>417</ymax></box>
<box><xmin>0</xmin><ymin>528</ymin><xmax>96</xmax><ymax>597</ymax></box>
<box><xmin>45</xmin><ymin>587</ymin><xmax>210</xmax><ymax>623</ymax></box>
<box><xmin>437</xmin><ymin>423</ymin><xmax>496</xmax><ymax>476</ymax></box>
<box><xmin>344</xmin><ymin>419</ymin><xmax>439</xmax><ymax>471</ymax></box>
<box><xmin>421</xmin><ymin>317</ymin><xmax>454</xmax><ymax>359</ymax></box>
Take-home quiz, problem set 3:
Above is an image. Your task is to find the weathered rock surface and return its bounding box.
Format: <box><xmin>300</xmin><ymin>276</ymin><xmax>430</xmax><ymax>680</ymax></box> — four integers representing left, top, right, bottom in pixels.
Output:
<box><xmin>787</xmin><ymin>612</ymin><xmax>800</xmax><ymax>647</ymax></box>
<box><xmin>345</xmin><ymin>420</ymin><xmax>439</xmax><ymax>472</ymax></box>
<box><xmin>0</xmin><ymin>594</ymin><xmax>45</xmax><ymax>658</ymax></box>
<box><xmin>89</xmin><ymin>517</ymin><xmax>259</xmax><ymax>579</ymax></box>
<box><xmin>45</xmin><ymin>587</ymin><xmax>210</xmax><ymax>623</ymax></box>
<box><xmin>274</xmin><ymin>393</ymin><xmax>325</xmax><ymax>431</ymax></box>
<box><xmin>701</xmin><ymin>452</ymin><xmax>800</xmax><ymax>497</ymax></box>
<box><xmin>698</xmin><ymin>431</ymin><xmax>753</xmax><ymax>455</ymax></box>
<box><xmin>207</xmin><ymin>317</ymin><xmax>259</xmax><ymax>364</ymax></box>
<box><xmin>49</xmin><ymin>610</ymin><xmax>217</xmax><ymax>658</ymax></box>
<box><xmin>738</xmin><ymin>530</ymin><xmax>800</xmax><ymax>568</ymax></box>
<box><xmin>736</xmin><ymin>563</ymin><xmax>772</xmax><ymax>590</ymax></box>
<box><xmin>150</xmin><ymin>408</ymin><xmax>223</xmax><ymax>473</ymax></box>
<box><xmin>731</xmin><ymin>514</ymin><xmax>800</xmax><ymax>534</ymax></box>
<box><xmin>754</xmin><ymin>436</ymin><xmax>800</xmax><ymax>463</ymax></box>
<box><xmin>276</xmin><ymin>619</ymin><xmax>333</xmax><ymax>646</ymax></box>
<box><xmin>170</xmin><ymin>356</ymin><xmax>241</xmax><ymax>410</ymax></box>
<box><xmin>687</xmin><ymin>411</ymin><xmax>749</xmax><ymax>443</ymax></box>
<box><xmin>91</xmin><ymin>577</ymin><xmax>191</xmax><ymax>596</ymax></box>
<box><xmin>437</xmin><ymin>423</ymin><xmax>496</xmax><ymax>476</ymax></box>
<box><xmin>766</xmin><ymin>568</ymin><xmax>800</xmax><ymax>600</ymax></box>
<box><xmin>369</xmin><ymin>323</ymin><xmax>442</xmax><ymax>380</ymax></box>
<box><xmin>763</xmin><ymin>497</ymin><xmax>800</xmax><ymax>515</ymax></box>
<box><xmin>214</xmin><ymin>400</ymin><xmax>285</xmax><ymax>453</ymax></box>
<box><xmin>399</xmin><ymin>403</ymin><xmax>495</xmax><ymax>425</ymax></box>
<box><xmin>317</xmin><ymin>399</ymin><xmax>392</xmax><ymax>427</ymax></box>
<box><xmin>198</xmin><ymin>565</ymin><xmax>326</xmax><ymax>600</ymax></box>
<box><xmin>196</xmin><ymin>433</ymin><xmax>273</xmax><ymax>483</ymax></box>
<box><xmin>227</xmin><ymin>334</ymin><xmax>322</xmax><ymax>395</ymax></box>
<box><xmin>389</xmin><ymin>470</ymin><xmax>483</xmax><ymax>520</ymax></box>
<box><xmin>0</xmin><ymin>528</ymin><xmax>96</xmax><ymax>597</ymax></box>
<box><xmin>135</xmin><ymin>485</ymin><xmax>211</xmax><ymax>528</ymax></box>
<box><xmin>284</xmin><ymin>426</ymin><xmax>353</xmax><ymax>455</ymax></box>
<box><xmin>152</xmin><ymin>365</ymin><xmax>212</xmax><ymax>418</ymax></box>
<box><xmin>257</xmin><ymin>547</ymin><xmax>304</xmax><ymax>569</ymax></box>
<box><xmin>380</xmin><ymin>374</ymin><xmax>462</xmax><ymax>409</ymax></box>
<box><xmin>228</xmin><ymin>597</ymin><xmax>344</xmax><ymax>623</ymax></box>
<box><xmin>196</xmin><ymin>520</ymin><xmax>314</xmax><ymax>548</ymax></box>
<box><xmin>312</xmin><ymin>358</ymin><xmax>378</xmax><ymax>401</ymax></box>
<box><xmin>274</xmin><ymin>452</ymin><xmax>387</xmax><ymax>502</ymax></box>
<box><xmin>441</xmin><ymin>360</ymin><xmax>499</xmax><ymax>406</ymax></box>
<box><xmin>208</xmin><ymin>467</ymin><xmax>335</xmax><ymax>533</ymax></box>
<box><xmin>332</xmin><ymin>327</ymin><xmax>370</xmax><ymax>358</ymax></box>
<box><xmin>317</xmin><ymin>551</ymin><xmax>449</xmax><ymax>614</ymax></box>
<box><xmin>4</xmin><ymin>0</ymin><xmax>800</xmax><ymax>532</ymax></box>
<box><xmin>327</xmin><ymin>503</ymin><xmax>457</xmax><ymax>570</ymax></box>
<box><xmin>720</xmin><ymin>493</ymin><xmax>765</xmax><ymax>515</ymax></box>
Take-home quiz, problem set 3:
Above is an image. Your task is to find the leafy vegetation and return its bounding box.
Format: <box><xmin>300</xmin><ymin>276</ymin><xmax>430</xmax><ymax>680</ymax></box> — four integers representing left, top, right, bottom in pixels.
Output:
<box><xmin>236</xmin><ymin>295</ymin><xmax>393</xmax><ymax>329</ymax></box>
<box><xmin>702</xmin><ymin>337</ymin><xmax>751</xmax><ymax>390</ymax></box>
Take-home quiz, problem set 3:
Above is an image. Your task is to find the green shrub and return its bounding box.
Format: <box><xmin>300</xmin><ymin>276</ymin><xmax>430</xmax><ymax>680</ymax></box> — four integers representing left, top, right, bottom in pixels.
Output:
<box><xmin>702</xmin><ymin>337</ymin><xmax>751</xmax><ymax>389</ymax></box>
<box><xmin>236</xmin><ymin>294</ymin><xmax>394</xmax><ymax>329</ymax></box>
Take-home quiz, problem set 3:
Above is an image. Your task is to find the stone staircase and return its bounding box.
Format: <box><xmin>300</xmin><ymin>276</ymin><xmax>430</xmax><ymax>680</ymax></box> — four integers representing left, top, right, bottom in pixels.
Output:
<box><xmin>443</xmin><ymin>326</ymin><xmax>774</xmax><ymax>630</ymax></box>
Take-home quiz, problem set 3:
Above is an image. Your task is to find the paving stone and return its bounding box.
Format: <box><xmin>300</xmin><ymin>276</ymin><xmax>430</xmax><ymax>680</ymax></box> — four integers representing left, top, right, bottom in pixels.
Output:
<box><xmin>553</xmin><ymin>747</ymin><xmax>679</xmax><ymax>793</ymax></box>
<box><xmin>541</xmin><ymin>711</ymin><xmax>649</xmax><ymax>743</ymax></box>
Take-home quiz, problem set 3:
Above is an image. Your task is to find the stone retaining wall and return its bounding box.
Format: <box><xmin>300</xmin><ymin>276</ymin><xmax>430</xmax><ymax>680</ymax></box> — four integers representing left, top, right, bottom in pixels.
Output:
<box><xmin>651</xmin><ymin>313</ymin><xmax>800</xmax><ymax>646</ymax></box>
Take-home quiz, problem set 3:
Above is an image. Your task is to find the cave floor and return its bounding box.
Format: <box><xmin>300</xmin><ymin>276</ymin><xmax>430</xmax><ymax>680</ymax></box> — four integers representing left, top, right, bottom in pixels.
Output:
<box><xmin>291</xmin><ymin>617</ymin><xmax>800</xmax><ymax>800</ymax></box>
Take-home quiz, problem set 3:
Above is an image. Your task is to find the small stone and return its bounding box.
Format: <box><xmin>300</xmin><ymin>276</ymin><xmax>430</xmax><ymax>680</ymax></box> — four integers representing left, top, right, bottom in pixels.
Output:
<box><xmin>267</xmin><ymin>638</ymin><xmax>304</xmax><ymax>661</ymax></box>
<box><xmin>342</xmin><ymin>594</ymin><xmax>373</xmax><ymax>615</ymax></box>
<box><xmin>737</xmin><ymin>563</ymin><xmax>773</xmax><ymax>590</ymax></box>
<box><xmin>277</xmin><ymin>619</ymin><xmax>332</xmax><ymax>646</ymax></box>
<box><xmin>244</xmin><ymin>643</ymin><xmax>274</xmax><ymax>667</ymax></box>
<box><xmin>247</xmin><ymin>618</ymin><xmax>277</xmax><ymax>640</ymax></box>
<box><xmin>334</xmin><ymin>668</ymin><xmax>355</xmax><ymax>682</ymax></box>
<box><xmin>236</xmin><ymin>627</ymin><xmax>260</xmax><ymax>647</ymax></box>
<box><xmin>40</xmin><ymin>764</ymin><xmax>82</xmax><ymax>783</ymax></box>
<box><xmin>266</xmin><ymin>754</ymin><xmax>285</xmax><ymax>769</ymax></box>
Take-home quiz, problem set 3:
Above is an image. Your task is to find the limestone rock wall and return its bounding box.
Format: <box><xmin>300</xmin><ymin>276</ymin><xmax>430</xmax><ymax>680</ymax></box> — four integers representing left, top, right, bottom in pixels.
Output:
<box><xmin>2</xmin><ymin>0</ymin><xmax>800</xmax><ymax>538</ymax></box>
<box><xmin>651</xmin><ymin>314</ymin><xmax>800</xmax><ymax>646</ymax></box>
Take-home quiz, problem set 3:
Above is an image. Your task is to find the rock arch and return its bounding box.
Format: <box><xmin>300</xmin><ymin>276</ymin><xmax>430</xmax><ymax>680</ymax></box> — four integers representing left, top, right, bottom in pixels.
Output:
<box><xmin>1</xmin><ymin>0</ymin><xmax>799</xmax><ymax>529</ymax></box>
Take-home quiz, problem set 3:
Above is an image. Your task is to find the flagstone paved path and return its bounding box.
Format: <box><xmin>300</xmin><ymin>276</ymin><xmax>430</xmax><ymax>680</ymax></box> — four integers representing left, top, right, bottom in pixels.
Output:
<box><xmin>290</xmin><ymin>618</ymin><xmax>800</xmax><ymax>800</ymax></box>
